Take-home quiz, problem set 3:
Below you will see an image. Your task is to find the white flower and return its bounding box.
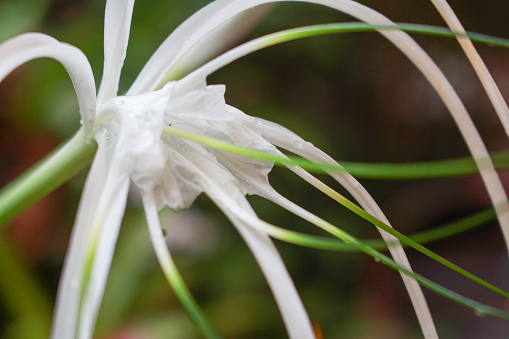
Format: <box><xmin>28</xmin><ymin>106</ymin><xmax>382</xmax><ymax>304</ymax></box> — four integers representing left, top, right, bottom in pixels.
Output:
<box><xmin>3</xmin><ymin>0</ymin><xmax>508</xmax><ymax>338</ymax></box>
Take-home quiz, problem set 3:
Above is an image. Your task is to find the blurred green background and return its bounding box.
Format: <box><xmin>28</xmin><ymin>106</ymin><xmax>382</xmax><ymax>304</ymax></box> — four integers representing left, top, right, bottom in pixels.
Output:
<box><xmin>1</xmin><ymin>0</ymin><xmax>509</xmax><ymax>338</ymax></box>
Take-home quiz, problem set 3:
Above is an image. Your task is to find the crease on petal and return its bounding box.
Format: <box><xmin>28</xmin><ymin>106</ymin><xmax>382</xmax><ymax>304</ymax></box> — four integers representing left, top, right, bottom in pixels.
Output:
<box><xmin>159</xmin><ymin>139</ymin><xmax>315</xmax><ymax>339</ymax></box>
<box><xmin>97</xmin><ymin>0</ymin><xmax>135</xmax><ymax>104</ymax></box>
<box><xmin>256</xmin><ymin>119</ymin><xmax>438</xmax><ymax>338</ymax></box>
<box><xmin>0</xmin><ymin>33</ymin><xmax>96</xmax><ymax>135</ymax></box>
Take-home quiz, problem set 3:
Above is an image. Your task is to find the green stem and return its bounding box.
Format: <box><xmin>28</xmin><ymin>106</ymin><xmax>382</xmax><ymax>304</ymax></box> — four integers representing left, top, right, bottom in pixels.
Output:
<box><xmin>0</xmin><ymin>128</ymin><xmax>97</xmax><ymax>228</ymax></box>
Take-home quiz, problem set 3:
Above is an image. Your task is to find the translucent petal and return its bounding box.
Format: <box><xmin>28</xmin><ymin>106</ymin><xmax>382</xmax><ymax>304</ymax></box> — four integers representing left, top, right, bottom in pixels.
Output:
<box><xmin>51</xmin><ymin>137</ymin><xmax>108</xmax><ymax>339</ymax></box>
<box><xmin>0</xmin><ymin>33</ymin><xmax>96</xmax><ymax>135</ymax></box>
<box><xmin>429</xmin><ymin>0</ymin><xmax>509</xmax><ymax>139</ymax></box>
<box><xmin>97</xmin><ymin>0</ymin><xmax>135</xmax><ymax>104</ymax></box>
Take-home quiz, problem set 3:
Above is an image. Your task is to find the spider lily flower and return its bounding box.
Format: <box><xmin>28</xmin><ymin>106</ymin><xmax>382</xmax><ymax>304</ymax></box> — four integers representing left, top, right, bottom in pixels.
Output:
<box><xmin>1</xmin><ymin>0</ymin><xmax>507</xmax><ymax>338</ymax></box>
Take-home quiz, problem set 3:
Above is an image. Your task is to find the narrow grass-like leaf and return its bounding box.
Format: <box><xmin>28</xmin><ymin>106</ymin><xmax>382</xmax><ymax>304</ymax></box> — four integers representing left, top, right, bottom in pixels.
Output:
<box><xmin>266</xmin><ymin>207</ymin><xmax>495</xmax><ymax>252</ymax></box>
<box><xmin>341</xmin><ymin>150</ymin><xmax>509</xmax><ymax>179</ymax></box>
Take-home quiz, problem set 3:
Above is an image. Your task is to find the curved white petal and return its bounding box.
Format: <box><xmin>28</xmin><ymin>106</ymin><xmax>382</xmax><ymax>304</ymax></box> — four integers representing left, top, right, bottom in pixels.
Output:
<box><xmin>163</xmin><ymin>4</ymin><xmax>274</xmax><ymax>81</ymax></box>
<box><xmin>78</xmin><ymin>172</ymin><xmax>130</xmax><ymax>339</ymax></box>
<box><xmin>127</xmin><ymin>0</ymin><xmax>430</xmax><ymax>94</ymax></box>
<box><xmin>0</xmin><ymin>33</ymin><xmax>96</xmax><ymax>135</ymax></box>
<box><xmin>97</xmin><ymin>0</ymin><xmax>135</xmax><ymax>105</ymax></box>
<box><xmin>131</xmin><ymin>0</ymin><xmax>509</xmax><ymax>257</ymax></box>
<box><xmin>134</xmin><ymin>0</ymin><xmax>509</xmax><ymax>255</ymax></box>
<box><xmin>50</xmin><ymin>134</ymin><xmax>104</xmax><ymax>339</ymax></box>
<box><xmin>429</xmin><ymin>0</ymin><xmax>509</xmax><ymax>139</ymax></box>
<box><xmin>159</xmin><ymin>137</ymin><xmax>315</xmax><ymax>339</ymax></box>
<box><xmin>51</xmin><ymin>132</ymin><xmax>130</xmax><ymax>339</ymax></box>
<box><xmin>51</xmin><ymin>135</ymin><xmax>108</xmax><ymax>339</ymax></box>
<box><xmin>256</xmin><ymin>119</ymin><xmax>438</xmax><ymax>338</ymax></box>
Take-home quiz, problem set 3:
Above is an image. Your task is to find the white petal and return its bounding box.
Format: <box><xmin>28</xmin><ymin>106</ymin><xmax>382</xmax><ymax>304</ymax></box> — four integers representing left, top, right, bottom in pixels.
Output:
<box><xmin>429</xmin><ymin>0</ymin><xmax>509</xmax><ymax>138</ymax></box>
<box><xmin>50</xmin><ymin>133</ymin><xmax>107</xmax><ymax>339</ymax></box>
<box><xmin>128</xmin><ymin>0</ymin><xmax>429</xmax><ymax>93</ymax></box>
<box><xmin>78</xmin><ymin>173</ymin><xmax>130</xmax><ymax>339</ymax></box>
<box><xmin>163</xmin><ymin>83</ymin><xmax>275</xmax><ymax>196</ymax></box>
<box><xmin>51</xmin><ymin>132</ymin><xmax>130</xmax><ymax>339</ymax></box>
<box><xmin>128</xmin><ymin>1</ymin><xmax>278</xmax><ymax>95</ymax></box>
<box><xmin>257</xmin><ymin>119</ymin><xmax>439</xmax><ymax>338</ymax></box>
<box><xmin>97</xmin><ymin>0</ymin><xmax>135</xmax><ymax>104</ymax></box>
<box><xmin>160</xmin><ymin>140</ymin><xmax>315</xmax><ymax>339</ymax></box>
<box><xmin>160</xmin><ymin>0</ymin><xmax>509</xmax><ymax>256</ymax></box>
<box><xmin>0</xmin><ymin>33</ymin><xmax>96</xmax><ymax>135</ymax></box>
<box><xmin>162</xmin><ymin>4</ymin><xmax>274</xmax><ymax>81</ymax></box>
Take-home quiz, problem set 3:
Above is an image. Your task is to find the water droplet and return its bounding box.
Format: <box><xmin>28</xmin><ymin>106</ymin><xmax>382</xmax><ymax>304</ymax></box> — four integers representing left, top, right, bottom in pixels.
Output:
<box><xmin>474</xmin><ymin>308</ymin><xmax>486</xmax><ymax>318</ymax></box>
<box><xmin>292</xmin><ymin>137</ymin><xmax>303</xmax><ymax>149</ymax></box>
<box><xmin>374</xmin><ymin>257</ymin><xmax>381</xmax><ymax>263</ymax></box>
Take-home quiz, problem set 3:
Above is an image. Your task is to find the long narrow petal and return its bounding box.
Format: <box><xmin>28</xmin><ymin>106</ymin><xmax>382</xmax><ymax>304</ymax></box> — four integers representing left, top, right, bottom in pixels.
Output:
<box><xmin>256</xmin><ymin>119</ymin><xmax>438</xmax><ymax>338</ymax></box>
<box><xmin>159</xmin><ymin>4</ymin><xmax>274</xmax><ymax>82</ymax></box>
<box><xmin>132</xmin><ymin>0</ymin><xmax>509</xmax><ymax>255</ymax></box>
<box><xmin>78</xmin><ymin>171</ymin><xmax>130</xmax><ymax>339</ymax></box>
<box><xmin>51</xmin><ymin>136</ymin><xmax>108</xmax><ymax>339</ymax></box>
<box><xmin>97</xmin><ymin>0</ymin><xmax>135</xmax><ymax>105</ymax></box>
<box><xmin>428</xmin><ymin>0</ymin><xmax>509</xmax><ymax>138</ymax></box>
<box><xmin>128</xmin><ymin>0</ymin><xmax>440</xmax><ymax>93</ymax></box>
<box><xmin>163</xmin><ymin>138</ymin><xmax>315</xmax><ymax>338</ymax></box>
<box><xmin>51</xmin><ymin>133</ymin><xmax>130</xmax><ymax>339</ymax></box>
<box><xmin>0</xmin><ymin>33</ymin><xmax>96</xmax><ymax>135</ymax></box>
